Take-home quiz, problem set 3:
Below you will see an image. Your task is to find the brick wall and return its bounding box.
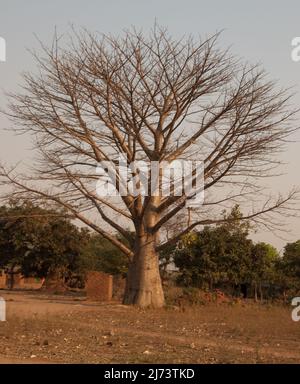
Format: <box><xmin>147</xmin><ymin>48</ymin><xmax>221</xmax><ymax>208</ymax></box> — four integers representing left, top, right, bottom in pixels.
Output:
<box><xmin>0</xmin><ymin>272</ymin><xmax>6</xmax><ymax>289</ymax></box>
<box><xmin>85</xmin><ymin>271</ymin><xmax>113</xmax><ymax>301</ymax></box>
<box><xmin>18</xmin><ymin>277</ymin><xmax>45</xmax><ymax>290</ymax></box>
<box><xmin>0</xmin><ymin>271</ymin><xmax>44</xmax><ymax>290</ymax></box>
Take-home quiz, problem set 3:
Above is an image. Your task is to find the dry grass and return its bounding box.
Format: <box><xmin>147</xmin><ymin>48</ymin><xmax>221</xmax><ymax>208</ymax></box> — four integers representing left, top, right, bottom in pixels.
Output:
<box><xmin>0</xmin><ymin>290</ymin><xmax>299</xmax><ymax>364</ymax></box>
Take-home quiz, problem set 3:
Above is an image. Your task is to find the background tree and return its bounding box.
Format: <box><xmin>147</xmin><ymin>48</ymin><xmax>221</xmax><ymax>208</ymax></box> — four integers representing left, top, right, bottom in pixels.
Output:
<box><xmin>174</xmin><ymin>207</ymin><xmax>282</xmax><ymax>299</ymax></box>
<box><xmin>250</xmin><ymin>242</ymin><xmax>280</xmax><ymax>301</ymax></box>
<box><xmin>0</xmin><ymin>26</ymin><xmax>298</xmax><ymax>307</ymax></box>
<box><xmin>174</xmin><ymin>206</ymin><xmax>253</xmax><ymax>292</ymax></box>
<box><xmin>81</xmin><ymin>233</ymin><xmax>129</xmax><ymax>276</ymax></box>
<box><xmin>0</xmin><ymin>201</ymin><xmax>88</xmax><ymax>285</ymax></box>
<box><xmin>279</xmin><ymin>240</ymin><xmax>300</xmax><ymax>293</ymax></box>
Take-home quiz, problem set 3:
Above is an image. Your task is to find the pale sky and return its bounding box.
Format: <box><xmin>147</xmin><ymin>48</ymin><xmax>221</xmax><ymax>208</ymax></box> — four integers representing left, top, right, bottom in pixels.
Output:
<box><xmin>0</xmin><ymin>0</ymin><xmax>300</xmax><ymax>251</ymax></box>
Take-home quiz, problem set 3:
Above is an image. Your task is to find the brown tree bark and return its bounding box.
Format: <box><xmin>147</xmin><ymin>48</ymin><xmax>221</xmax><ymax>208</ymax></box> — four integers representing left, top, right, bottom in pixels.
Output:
<box><xmin>259</xmin><ymin>281</ymin><xmax>263</xmax><ymax>302</ymax></box>
<box><xmin>123</xmin><ymin>233</ymin><xmax>164</xmax><ymax>307</ymax></box>
<box><xmin>41</xmin><ymin>270</ymin><xmax>66</xmax><ymax>293</ymax></box>
<box><xmin>254</xmin><ymin>281</ymin><xmax>258</xmax><ymax>302</ymax></box>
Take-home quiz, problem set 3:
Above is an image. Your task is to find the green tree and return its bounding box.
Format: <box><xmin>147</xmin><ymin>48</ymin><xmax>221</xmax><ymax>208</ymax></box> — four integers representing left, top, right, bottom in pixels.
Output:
<box><xmin>250</xmin><ymin>242</ymin><xmax>280</xmax><ymax>301</ymax></box>
<box><xmin>174</xmin><ymin>207</ymin><xmax>253</xmax><ymax>292</ymax></box>
<box><xmin>279</xmin><ymin>240</ymin><xmax>300</xmax><ymax>292</ymax></box>
<box><xmin>81</xmin><ymin>233</ymin><xmax>129</xmax><ymax>276</ymax></box>
<box><xmin>0</xmin><ymin>201</ymin><xmax>88</xmax><ymax>284</ymax></box>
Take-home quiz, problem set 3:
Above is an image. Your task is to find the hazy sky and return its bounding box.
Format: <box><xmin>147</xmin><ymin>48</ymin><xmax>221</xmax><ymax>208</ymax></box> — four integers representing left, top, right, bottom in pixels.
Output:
<box><xmin>0</xmin><ymin>0</ymin><xmax>300</xmax><ymax>251</ymax></box>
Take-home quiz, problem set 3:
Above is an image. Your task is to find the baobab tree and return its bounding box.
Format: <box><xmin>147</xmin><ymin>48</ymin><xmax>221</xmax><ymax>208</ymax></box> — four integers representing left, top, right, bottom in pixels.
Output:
<box><xmin>0</xmin><ymin>26</ymin><xmax>298</xmax><ymax>307</ymax></box>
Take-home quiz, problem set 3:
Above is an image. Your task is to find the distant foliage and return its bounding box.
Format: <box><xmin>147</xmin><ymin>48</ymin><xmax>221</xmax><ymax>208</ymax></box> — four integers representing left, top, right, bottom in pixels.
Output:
<box><xmin>0</xmin><ymin>201</ymin><xmax>89</xmax><ymax>281</ymax></box>
<box><xmin>278</xmin><ymin>240</ymin><xmax>300</xmax><ymax>292</ymax></box>
<box><xmin>80</xmin><ymin>233</ymin><xmax>129</xmax><ymax>276</ymax></box>
<box><xmin>173</xmin><ymin>206</ymin><xmax>283</xmax><ymax>299</ymax></box>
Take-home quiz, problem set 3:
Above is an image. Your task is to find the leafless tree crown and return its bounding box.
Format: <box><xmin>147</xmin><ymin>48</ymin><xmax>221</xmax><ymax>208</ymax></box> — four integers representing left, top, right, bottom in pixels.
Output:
<box><xmin>1</xmin><ymin>26</ymin><xmax>299</xmax><ymax>256</ymax></box>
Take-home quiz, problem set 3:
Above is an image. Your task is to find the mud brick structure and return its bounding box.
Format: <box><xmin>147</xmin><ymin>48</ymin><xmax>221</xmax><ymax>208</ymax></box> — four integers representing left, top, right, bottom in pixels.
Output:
<box><xmin>18</xmin><ymin>277</ymin><xmax>44</xmax><ymax>290</ymax></box>
<box><xmin>86</xmin><ymin>271</ymin><xmax>113</xmax><ymax>301</ymax></box>
<box><xmin>0</xmin><ymin>271</ymin><xmax>6</xmax><ymax>289</ymax></box>
<box><xmin>0</xmin><ymin>269</ymin><xmax>44</xmax><ymax>290</ymax></box>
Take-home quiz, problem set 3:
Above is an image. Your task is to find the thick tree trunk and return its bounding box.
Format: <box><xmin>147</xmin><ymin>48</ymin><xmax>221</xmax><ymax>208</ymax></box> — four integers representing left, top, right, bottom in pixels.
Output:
<box><xmin>259</xmin><ymin>281</ymin><xmax>263</xmax><ymax>302</ymax></box>
<box><xmin>254</xmin><ymin>281</ymin><xmax>258</xmax><ymax>302</ymax></box>
<box><xmin>123</xmin><ymin>234</ymin><xmax>165</xmax><ymax>308</ymax></box>
<box><xmin>41</xmin><ymin>270</ymin><xmax>66</xmax><ymax>293</ymax></box>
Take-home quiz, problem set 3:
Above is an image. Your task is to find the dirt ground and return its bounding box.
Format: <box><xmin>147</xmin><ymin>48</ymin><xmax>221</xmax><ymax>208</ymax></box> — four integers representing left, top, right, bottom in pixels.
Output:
<box><xmin>0</xmin><ymin>290</ymin><xmax>299</xmax><ymax>364</ymax></box>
